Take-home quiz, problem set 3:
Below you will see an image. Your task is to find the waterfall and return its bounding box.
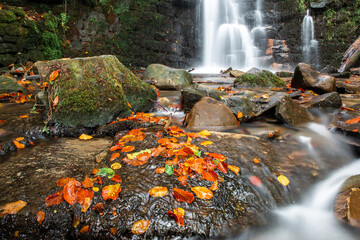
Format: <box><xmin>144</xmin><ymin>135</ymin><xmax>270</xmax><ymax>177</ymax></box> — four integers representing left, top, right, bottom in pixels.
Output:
<box><xmin>302</xmin><ymin>9</ymin><xmax>319</xmax><ymax>69</ymax></box>
<box><xmin>202</xmin><ymin>0</ymin><xmax>263</xmax><ymax>71</ymax></box>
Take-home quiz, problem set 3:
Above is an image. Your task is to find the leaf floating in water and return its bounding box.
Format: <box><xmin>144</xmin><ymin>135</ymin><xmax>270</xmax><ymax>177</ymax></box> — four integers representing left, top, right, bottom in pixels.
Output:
<box><xmin>79</xmin><ymin>134</ymin><xmax>93</xmax><ymax>140</ymax></box>
<box><xmin>200</xmin><ymin>141</ymin><xmax>213</xmax><ymax>146</ymax></box>
<box><xmin>191</xmin><ymin>186</ymin><xmax>213</xmax><ymax>200</ymax></box>
<box><xmin>249</xmin><ymin>176</ymin><xmax>262</xmax><ymax>186</ymax></box>
<box><xmin>49</xmin><ymin>70</ymin><xmax>59</xmax><ymax>82</ymax></box>
<box><xmin>149</xmin><ymin>187</ymin><xmax>168</xmax><ymax>197</ymax></box>
<box><xmin>37</xmin><ymin>211</ymin><xmax>45</xmax><ymax>225</ymax></box>
<box><xmin>253</xmin><ymin>158</ymin><xmax>260</xmax><ymax>164</ymax></box>
<box><xmin>167</xmin><ymin>208</ymin><xmax>185</xmax><ymax>226</ymax></box>
<box><xmin>346</xmin><ymin>116</ymin><xmax>360</xmax><ymax>124</ymax></box>
<box><xmin>131</xmin><ymin>220</ymin><xmax>151</xmax><ymax>235</ymax></box>
<box><xmin>277</xmin><ymin>175</ymin><xmax>290</xmax><ymax>186</ymax></box>
<box><xmin>173</xmin><ymin>188</ymin><xmax>194</xmax><ymax>204</ymax></box>
<box><xmin>102</xmin><ymin>184</ymin><xmax>121</xmax><ymax>200</ymax></box>
<box><xmin>0</xmin><ymin>200</ymin><xmax>27</xmax><ymax>217</ymax></box>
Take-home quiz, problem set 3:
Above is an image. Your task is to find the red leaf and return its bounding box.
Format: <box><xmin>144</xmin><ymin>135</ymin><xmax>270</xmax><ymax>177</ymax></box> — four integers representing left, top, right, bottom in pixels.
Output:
<box><xmin>102</xmin><ymin>184</ymin><xmax>121</xmax><ymax>200</ymax></box>
<box><xmin>81</xmin><ymin>176</ymin><xmax>93</xmax><ymax>189</ymax></box>
<box><xmin>151</xmin><ymin>145</ymin><xmax>166</xmax><ymax>157</ymax></box>
<box><xmin>96</xmin><ymin>176</ymin><xmax>103</xmax><ymax>185</ymax></box>
<box><xmin>111</xmin><ymin>174</ymin><xmax>122</xmax><ymax>183</ymax></box>
<box><xmin>45</xmin><ymin>191</ymin><xmax>64</xmax><ymax>207</ymax></box>
<box><xmin>217</xmin><ymin>162</ymin><xmax>228</xmax><ymax>173</ymax></box>
<box><xmin>208</xmin><ymin>153</ymin><xmax>226</xmax><ymax>161</ymax></box>
<box><xmin>57</xmin><ymin>177</ymin><xmax>76</xmax><ymax>187</ymax></box>
<box><xmin>167</xmin><ymin>208</ymin><xmax>185</xmax><ymax>226</ymax></box>
<box><xmin>173</xmin><ymin>188</ymin><xmax>194</xmax><ymax>204</ymax></box>
<box><xmin>109</xmin><ymin>145</ymin><xmax>122</xmax><ymax>151</ymax></box>
<box><xmin>202</xmin><ymin>170</ymin><xmax>218</xmax><ymax>182</ymax></box>
<box><xmin>76</xmin><ymin>189</ymin><xmax>94</xmax><ymax>205</ymax></box>
<box><xmin>249</xmin><ymin>176</ymin><xmax>262</xmax><ymax>186</ymax></box>
<box><xmin>63</xmin><ymin>180</ymin><xmax>81</xmax><ymax>205</ymax></box>
<box><xmin>121</xmin><ymin>146</ymin><xmax>135</xmax><ymax>152</ymax></box>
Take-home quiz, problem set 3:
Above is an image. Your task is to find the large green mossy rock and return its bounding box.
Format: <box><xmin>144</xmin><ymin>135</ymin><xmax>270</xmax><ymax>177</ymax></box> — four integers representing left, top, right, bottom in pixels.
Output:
<box><xmin>35</xmin><ymin>55</ymin><xmax>157</xmax><ymax>128</ymax></box>
<box><xmin>234</xmin><ymin>70</ymin><xmax>286</xmax><ymax>88</ymax></box>
<box><xmin>143</xmin><ymin>64</ymin><xmax>193</xmax><ymax>90</ymax></box>
<box><xmin>0</xmin><ymin>76</ymin><xmax>25</xmax><ymax>93</ymax></box>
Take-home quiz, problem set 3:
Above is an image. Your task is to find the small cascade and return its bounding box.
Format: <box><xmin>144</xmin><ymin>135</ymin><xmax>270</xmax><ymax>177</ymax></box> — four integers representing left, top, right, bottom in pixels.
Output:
<box><xmin>302</xmin><ymin>9</ymin><xmax>319</xmax><ymax>69</ymax></box>
<box><xmin>202</xmin><ymin>0</ymin><xmax>263</xmax><ymax>71</ymax></box>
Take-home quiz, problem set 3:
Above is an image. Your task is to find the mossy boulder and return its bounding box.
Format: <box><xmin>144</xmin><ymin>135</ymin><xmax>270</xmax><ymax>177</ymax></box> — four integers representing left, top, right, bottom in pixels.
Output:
<box><xmin>234</xmin><ymin>70</ymin><xmax>287</xmax><ymax>88</ymax></box>
<box><xmin>34</xmin><ymin>55</ymin><xmax>157</xmax><ymax>128</ymax></box>
<box><xmin>143</xmin><ymin>64</ymin><xmax>193</xmax><ymax>90</ymax></box>
<box><xmin>0</xmin><ymin>76</ymin><xmax>25</xmax><ymax>93</ymax></box>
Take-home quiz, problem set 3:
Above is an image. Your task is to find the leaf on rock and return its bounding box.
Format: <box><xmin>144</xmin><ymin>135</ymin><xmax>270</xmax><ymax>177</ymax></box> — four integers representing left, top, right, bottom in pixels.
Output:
<box><xmin>253</xmin><ymin>158</ymin><xmax>260</xmax><ymax>164</ymax></box>
<box><xmin>198</xmin><ymin>130</ymin><xmax>211</xmax><ymax>137</ymax></box>
<box><xmin>63</xmin><ymin>180</ymin><xmax>81</xmax><ymax>205</ymax></box>
<box><xmin>127</xmin><ymin>149</ymin><xmax>151</xmax><ymax>160</ymax></box>
<box><xmin>249</xmin><ymin>176</ymin><xmax>262</xmax><ymax>186</ymax></box>
<box><xmin>210</xmin><ymin>181</ymin><xmax>219</xmax><ymax>191</ymax></box>
<box><xmin>167</xmin><ymin>208</ymin><xmax>185</xmax><ymax>226</ymax></box>
<box><xmin>110</xmin><ymin>174</ymin><xmax>122</xmax><ymax>183</ymax></box>
<box><xmin>202</xmin><ymin>170</ymin><xmax>218</xmax><ymax>182</ymax></box>
<box><xmin>237</xmin><ymin>111</ymin><xmax>243</xmax><ymax>119</ymax></box>
<box><xmin>228</xmin><ymin>165</ymin><xmax>240</xmax><ymax>175</ymax></box>
<box><xmin>57</xmin><ymin>177</ymin><xmax>76</xmax><ymax>187</ymax></box>
<box><xmin>37</xmin><ymin>211</ymin><xmax>45</xmax><ymax>225</ymax></box>
<box><xmin>80</xmin><ymin>225</ymin><xmax>89</xmax><ymax>234</ymax></box>
<box><xmin>81</xmin><ymin>197</ymin><xmax>91</xmax><ymax>212</ymax></box>
<box><xmin>173</xmin><ymin>188</ymin><xmax>194</xmax><ymax>204</ymax></box>
<box><xmin>121</xmin><ymin>146</ymin><xmax>135</xmax><ymax>152</ymax></box>
<box><xmin>45</xmin><ymin>191</ymin><xmax>64</xmax><ymax>207</ymax></box>
<box><xmin>110</xmin><ymin>152</ymin><xmax>120</xmax><ymax>162</ymax></box>
<box><xmin>191</xmin><ymin>186</ymin><xmax>213</xmax><ymax>200</ymax></box>
<box><xmin>52</xmin><ymin>95</ymin><xmax>59</xmax><ymax>108</ymax></box>
<box><xmin>200</xmin><ymin>141</ymin><xmax>213</xmax><ymax>146</ymax></box>
<box><xmin>0</xmin><ymin>200</ymin><xmax>27</xmax><ymax>217</ymax></box>
<box><xmin>76</xmin><ymin>188</ymin><xmax>94</xmax><ymax>205</ymax></box>
<box><xmin>49</xmin><ymin>70</ymin><xmax>59</xmax><ymax>82</ymax></box>
<box><xmin>151</xmin><ymin>145</ymin><xmax>166</xmax><ymax>157</ymax></box>
<box><xmin>109</xmin><ymin>145</ymin><xmax>122</xmax><ymax>151</ymax></box>
<box><xmin>156</xmin><ymin>167</ymin><xmax>165</xmax><ymax>174</ymax></box>
<box><xmin>102</xmin><ymin>184</ymin><xmax>121</xmax><ymax>200</ymax></box>
<box><xmin>217</xmin><ymin>161</ymin><xmax>228</xmax><ymax>173</ymax></box>
<box><xmin>277</xmin><ymin>175</ymin><xmax>290</xmax><ymax>186</ymax></box>
<box><xmin>346</xmin><ymin>116</ymin><xmax>360</xmax><ymax>124</ymax></box>
<box><xmin>13</xmin><ymin>140</ymin><xmax>25</xmax><ymax>149</ymax></box>
<box><xmin>131</xmin><ymin>220</ymin><xmax>150</xmax><ymax>235</ymax></box>
<box><xmin>81</xmin><ymin>176</ymin><xmax>93</xmax><ymax>189</ymax></box>
<box><xmin>165</xmin><ymin>164</ymin><xmax>174</xmax><ymax>176</ymax></box>
<box><xmin>208</xmin><ymin>153</ymin><xmax>226</xmax><ymax>161</ymax></box>
<box><xmin>110</xmin><ymin>163</ymin><xmax>122</xmax><ymax>170</ymax></box>
<box><xmin>19</xmin><ymin>115</ymin><xmax>29</xmax><ymax>119</ymax></box>
<box><xmin>149</xmin><ymin>187</ymin><xmax>168</xmax><ymax>197</ymax></box>
<box><xmin>16</xmin><ymin>137</ymin><xmax>24</xmax><ymax>141</ymax></box>
<box><xmin>79</xmin><ymin>134</ymin><xmax>93</xmax><ymax>140</ymax></box>
<box><xmin>96</xmin><ymin>168</ymin><xmax>115</xmax><ymax>179</ymax></box>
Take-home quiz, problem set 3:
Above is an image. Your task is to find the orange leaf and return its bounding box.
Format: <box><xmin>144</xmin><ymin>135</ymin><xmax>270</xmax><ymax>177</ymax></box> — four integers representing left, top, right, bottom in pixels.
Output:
<box><xmin>76</xmin><ymin>188</ymin><xmax>94</xmax><ymax>205</ymax></box>
<box><xmin>158</xmin><ymin>138</ymin><xmax>170</xmax><ymax>145</ymax></box>
<box><xmin>110</xmin><ymin>174</ymin><xmax>122</xmax><ymax>183</ymax></box>
<box><xmin>228</xmin><ymin>165</ymin><xmax>240</xmax><ymax>175</ymax></box>
<box><xmin>13</xmin><ymin>140</ymin><xmax>25</xmax><ymax>149</ymax></box>
<box><xmin>102</xmin><ymin>184</ymin><xmax>121</xmax><ymax>200</ymax></box>
<box><xmin>63</xmin><ymin>180</ymin><xmax>81</xmax><ymax>205</ymax></box>
<box><xmin>15</xmin><ymin>137</ymin><xmax>24</xmax><ymax>141</ymax></box>
<box><xmin>173</xmin><ymin>188</ymin><xmax>194</xmax><ymax>204</ymax></box>
<box><xmin>249</xmin><ymin>176</ymin><xmax>262</xmax><ymax>186</ymax></box>
<box><xmin>110</xmin><ymin>152</ymin><xmax>120</xmax><ymax>162</ymax></box>
<box><xmin>53</xmin><ymin>95</ymin><xmax>59</xmax><ymax>108</ymax></box>
<box><xmin>346</xmin><ymin>116</ymin><xmax>360</xmax><ymax>124</ymax></box>
<box><xmin>19</xmin><ymin>115</ymin><xmax>29</xmax><ymax>118</ymax></box>
<box><xmin>156</xmin><ymin>167</ymin><xmax>165</xmax><ymax>173</ymax></box>
<box><xmin>37</xmin><ymin>211</ymin><xmax>45</xmax><ymax>225</ymax></box>
<box><xmin>149</xmin><ymin>187</ymin><xmax>168</xmax><ymax>197</ymax></box>
<box><xmin>184</xmin><ymin>157</ymin><xmax>205</xmax><ymax>174</ymax></box>
<box><xmin>202</xmin><ymin>170</ymin><xmax>218</xmax><ymax>182</ymax></box>
<box><xmin>57</xmin><ymin>177</ymin><xmax>76</xmax><ymax>187</ymax></box>
<box><xmin>131</xmin><ymin>220</ymin><xmax>150</xmax><ymax>235</ymax></box>
<box><xmin>81</xmin><ymin>176</ymin><xmax>93</xmax><ymax>188</ymax></box>
<box><xmin>109</xmin><ymin>145</ymin><xmax>122</xmax><ymax>151</ymax></box>
<box><xmin>237</xmin><ymin>111</ymin><xmax>243</xmax><ymax>119</ymax></box>
<box><xmin>127</xmin><ymin>101</ymin><xmax>132</xmax><ymax>108</ymax></box>
<box><xmin>151</xmin><ymin>145</ymin><xmax>166</xmax><ymax>157</ymax></box>
<box><xmin>49</xmin><ymin>70</ymin><xmax>59</xmax><ymax>82</ymax></box>
<box><xmin>210</xmin><ymin>181</ymin><xmax>219</xmax><ymax>191</ymax></box>
<box><xmin>191</xmin><ymin>186</ymin><xmax>213</xmax><ymax>200</ymax></box>
<box><xmin>45</xmin><ymin>191</ymin><xmax>64</xmax><ymax>207</ymax></box>
<box><xmin>253</xmin><ymin>158</ymin><xmax>260</xmax><ymax>164</ymax></box>
<box><xmin>81</xmin><ymin>197</ymin><xmax>92</xmax><ymax>212</ymax></box>
<box><xmin>217</xmin><ymin>162</ymin><xmax>228</xmax><ymax>173</ymax></box>
<box><xmin>0</xmin><ymin>120</ymin><xmax>7</xmax><ymax>124</ymax></box>
<box><xmin>92</xmin><ymin>169</ymin><xmax>99</xmax><ymax>175</ymax></box>
<box><xmin>110</xmin><ymin>227</ymin><xmax>117</xmax><ymax>235</ymax></box>
<box><xmin>0</xmin><ymin>200</ymin><xmax>27</xmax><ymax>217</ymax></box>
<box><xmin>167</xmin><ymin>208</ymin><xmax>185</xmax><ymax>226</ymax></box>
<box><xmin>121</xmin><ymin>146</ymin><xmax>135</xmax><ymax>152</ymax></box>
<box><xmin>80</xmin><ymin>225</ymin><xmax>89</xmax><ymax>234</ymax></box>
<box><xmin>208</xmin><ymin>153</ymin><xmax>226</xmax><ymax>161</ymax></box>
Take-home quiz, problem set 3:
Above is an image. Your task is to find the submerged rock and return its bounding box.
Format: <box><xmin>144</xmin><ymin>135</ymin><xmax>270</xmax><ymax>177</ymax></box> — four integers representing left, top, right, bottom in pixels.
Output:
<box><xmin>234</xmin><ymin>70</ymin><xmax>286</xmax><ymax>88</ymax></box>
<box><xmin>291</xmin><ymin>63</ymin><xmax>336</xmax><ymax>93</ymax></box>
<box><xmin>143</xmin><ymin>64</ymin><xmax>193</xmax><ymax>90</ymax></box>
<box><xmin>275</xmin><ymin>95</ymin><xmax>313</xmax><ymax>126</ymax></box>
<box><xmin>185</xmin><ymin>97</ymin><xmax>238</xmax><ymax>129</ymax></box>
<box><xmin>35</xmin><ymin>55</ymin><xmax>157</xmax><ymax>128</ymax></box>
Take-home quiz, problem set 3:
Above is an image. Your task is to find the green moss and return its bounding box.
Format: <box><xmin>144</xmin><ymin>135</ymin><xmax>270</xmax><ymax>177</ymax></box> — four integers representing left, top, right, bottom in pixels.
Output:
<box><xmin>42</xmin><ymin>31</ymin><xmax>62</xmax><ymax>60</ymax></box>
<box><xmin>0</xmin><ymin>9</ymin><xmax>17</xmax><ymax>23</ymax></box>
<box><xmin>234</xmin><ymin>71</ymin><xmax>286</xmax><ymax>88</ymax></box>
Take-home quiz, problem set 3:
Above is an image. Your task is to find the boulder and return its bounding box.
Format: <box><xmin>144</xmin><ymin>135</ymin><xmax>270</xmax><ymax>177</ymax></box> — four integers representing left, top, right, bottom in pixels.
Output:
<box><xmin>35</xmin><ymin>55</ymin><xmax>157</xmax><ymax>128</ymax></box>
<box><xmin>229</xmin><ymin>70</ymin><xmax>245</xmax><ymax>78</ymax></box>
<box><xmin>234</xmin><ymin>70</ymin><xmax>287</xmax><ymax>88</ymax></box>
<box><xmin>143</xmin><ymin>64</ymin><xmax>193</xmax><ymax>90</ymax></box>
<box><xmin>185</xmin><ymin>97</ymin><xmax>238</xmax><ymax>129</ymax></box>
<box><xmin>333</xmin><ymin>104</ymin><xmax>360</xmax><ymax>136</ymax></box>
<box><xmin>0</xmin><ymin>76</ymin><xmax>25</xmax><ymax>93</ymax></box>
<box><xmin>291</xmin><ymin>63</ymin><xmax>336</xmax><ymax>93</ymax></box>
<box><xmin>275</xmin><ymin>95</ymin><xmax>313</xmax><ymax>126</ymax></box>
<box><xmin>305</xmin><ymin>92</ymin><xmax>342</xmax><ymax>110</ymax></box>
<box><xmin>339</xmin><ymin>35</ymin><xmax>360</xmax><ymax>73</ymax></box>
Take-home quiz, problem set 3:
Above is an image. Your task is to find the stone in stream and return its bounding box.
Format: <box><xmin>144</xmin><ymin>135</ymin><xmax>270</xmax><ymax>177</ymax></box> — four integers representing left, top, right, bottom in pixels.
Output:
<box><xmin>0</xmin><ymin>76</ymin><xmax>26</xmax><ymax>93</ymax></box>
<box><xmin>234</xmin><ymin>70</ymin><xmax>287</xmax><ymax>89</ymax></box>
<box><xmin>304</xmin><ymin>92</ymin><xmax>342</xmax><ymax>110</ymax></box>
<box><xmin>143</xmin><ymin>63</ymin><xmax>193</xmax><ymax>90</ymax></box>
<box><xmin>184</xmin><ymin>97</ymin><xmax>238</xmax><ymax>129</ymax></box>
<box><xmin>275</xmin><ymin>95</ymin><xmax>313</xmax><ymax>126</ymax></box>
<box><xmin>291</xmin><ymin>63</ymin><xmax>336</xmax><ymax>93</ymax></box>
<box><xmin>276</xmin><ymin>71</ymin><xmax>294</xmax><ymax>78</ymax></box>
<box><xmin>35</xmin><ymin>55</ymin><xmax>157</xmax><ymax>128</ymax></box>
<box><xmin>229</xmin><ymin>70</ymin><xmax>245</xmax><ymax>78</ymax></box>
<box><xmin>332</xmin><ymin>104</ymin><xmax>360</xmax><ymax>136</ymax></box>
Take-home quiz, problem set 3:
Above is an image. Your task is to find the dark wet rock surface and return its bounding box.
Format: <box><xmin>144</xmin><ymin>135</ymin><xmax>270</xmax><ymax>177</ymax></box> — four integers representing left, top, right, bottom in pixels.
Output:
<box><xmin>305</xmin><ymin>92</ymin><xmax>342</xmax><ymax>110</ymax></box>
<box><xmin>275</xmin><ymin>95</ymin><xmax>313</xmax><ymax>126</ymax></box>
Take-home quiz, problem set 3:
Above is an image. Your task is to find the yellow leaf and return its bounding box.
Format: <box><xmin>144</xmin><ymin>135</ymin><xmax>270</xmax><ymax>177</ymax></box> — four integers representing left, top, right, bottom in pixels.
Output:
<box><xmin>79</xmin><ymin>134</ymin><xmax>93</xmax><ymax>140</ymax></box>
<box><xmin>228</xmin><ymin>165</ymin><xmax>240</xmax><ymax>175</ymax></box>
<box><xmin>191</xmin><ymin>186</ymin><xmax>213</xmax><ymax>199</ymax></box>
<box><xmin>111</xmin><ymin>163</ymin><xmax>122</xmax><ymax>170</ymax></box>
<box><xmin>173</xmin><ymin>207</ymin><xmax>185</xmax><ymax>216</ymax></box>
<box><xmin>237</xmin><ymin>111</ymin><xmax>243</xmax><ymax>119</ymax></box>
<box><xmin>149</xmin><ymin>187</ymin><xmax>168</xmax><ymax>197</ymax></box>
<box><xmin>277</xmin><ymin>175</ymin><xmax>290</xmax><ymax>186</ymax></box>
<box><xmin>200</xmin><ymin>141</ymin><xmax>213</xmax><ymax>146</ymax></box>
<box><xmin>92</xmin><ymin>187</ymin><xmax>99</xmax><ymax>192</ymax></box>
<box><xmin>0</xmin><ymin>200</ymin><xmax>27</xmax><ymax>217</ymax></box>
<box><xmin>131</xmin><ymin>220</ymin><xmax>150</xmax><ymax>234</ymax></box>
<box><xmin>198</xmin><ymin>130</ymin><xmax>211</xmax><ymax>137</ymax></box>
<box><xmin>220</xmin><ymin>96</ymin><xmax>225</xmax><ymax>101</ymax></box>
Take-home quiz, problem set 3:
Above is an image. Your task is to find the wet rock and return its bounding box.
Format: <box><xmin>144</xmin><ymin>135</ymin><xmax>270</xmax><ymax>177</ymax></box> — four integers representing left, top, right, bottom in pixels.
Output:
<box><xmin>333</xmin><ymin>104</ymin><xmax>360</xmax><ymax>135</ymax></box>
<box><xmin>143</xmin><ymin>64</ymin><xmax>193</xmax><ymax>90</ymax></box>
<box><xmin>336</xmin><ymin>78</ymin><xmax>360</xmax><ymax>94</ymax></box>
<box><xmin>225</xmin><ymin>94</ymin><xmax>258</xmax><ymax>121</ymax></box>
<box><xmin>291</xmin><ymin>63</ymin><xmax>336</xmax><ymax>93</ymax></box>
<box><xmin>0</xmin><ymin>76</ymin><xmax>25</xmax><ymax>93</ymax></box>
<box><xmin>247</xmin><ymin>67</ymin><xmax>262</xmax><ymax>74</ymax></box>
<box><xmin>234</xmin><ymin>70</ymin><xmax>287</xmax><ymax>88</ymax></box>
<box><xmin>181</xmin><ymin>84</ymin><xmax>223</xmax><ymax>113</ymax></box>
<box><xmin>351</xmin><ymin>68</ymin><xmax>360</xmax><ymax>75</ymax></box>
<box><xmin>229</xmin><ymin>70</ymin><xmax>245</xmax><ymax>78</ymax></box>
<box><xmin>305</xmin><ymin>92</ymin><xmax>342</xmax><ymax>110</ymax></box>
<box><xmin>275</xmin><ymin>95</ymin><xmax>313</xmax><ymax>126</ymax></box>
<box><xmin>185</xmin><ymin>97</ymin><xmax>238</xmax><ymax>129</ymax></box>
<box><xmin>339</xmin><ymin>35</ymin><xmax>360</xmax><ymax>73</ymax></box>
<box><xmin>320</xmin><ymin>65</ymin><xmax>338</xmax><ymax>74</ymax></box>
<box><xmin>276</xmin><ymin>71</ymin><xmax>293</xmax><ymax>78</ymax></box>
<box><xmin>35</xmin><ymin>55</ymin><xmax>157</xmax><ymax>128</ymax></box>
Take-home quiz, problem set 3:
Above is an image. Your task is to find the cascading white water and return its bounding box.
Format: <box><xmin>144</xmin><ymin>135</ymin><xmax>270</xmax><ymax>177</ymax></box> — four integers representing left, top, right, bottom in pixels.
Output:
<box><xmin>302</xmin><ymin>9</ymin><xmax>319</xmax><ymax>68</ymax></box>
<box><xmin>202</xmin><ymin>0</ymin><xmax>263</xmax><ymax>71</ymax></box>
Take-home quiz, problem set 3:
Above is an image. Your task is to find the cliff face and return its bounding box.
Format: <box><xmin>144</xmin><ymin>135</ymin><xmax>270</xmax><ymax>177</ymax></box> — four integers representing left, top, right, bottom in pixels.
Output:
<box><xmin>1</xmin><ymin>0</ymin><xmax>359</xmax><ymax>70</ymax></box>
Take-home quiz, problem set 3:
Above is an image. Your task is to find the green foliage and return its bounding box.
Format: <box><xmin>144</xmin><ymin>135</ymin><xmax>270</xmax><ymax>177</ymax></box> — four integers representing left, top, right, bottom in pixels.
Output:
<box><xmin>114</xmin><ymin>2</ymin><xmax>130</xmax><ymax>15</ymax></box>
